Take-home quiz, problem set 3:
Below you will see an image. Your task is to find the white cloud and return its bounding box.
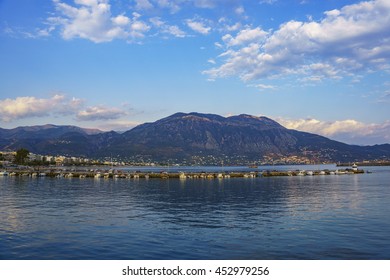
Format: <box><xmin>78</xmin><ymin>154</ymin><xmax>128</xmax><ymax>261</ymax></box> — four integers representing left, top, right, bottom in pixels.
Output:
<box><xmin>215</xmin><ymin>17</ymin><xmax>244</xmax><ymax>37</ymax></box>
<box><xmin>59</xmin><ymin>97</ymin><xmax>85</xmax><ymax>115</ymax></box>
<box><xmin>193</xmin><ymin>0</ymin><xmax>216</xmax><ymax>8</ymax></box>
<box><xmin>277</xmin><ymin>117</ymin><xmax>390</xmax><ymax>145</ymax></box>
<box><xmin>13</xmin><ymin>0</ymin><xmax>246</xmax><ymax>42</ymax></box>
<box><xmin>222</xmin><ymin>27</ymin><xmax>267</xmax><ymax>46</ymax></box>
<box><xmin>150</xmin><ymin>17</ymin><xmax>187</xmax><ymax>38</ymax></box>
<box><xmin>186</xmin><ymin>19</ymin><xmax>211</xmax><ymax>35</ymax></box>
<box><xmin>324</xmin><ymin>9</ymin><xmax>341</xmax><ymax>17</ymax></box>
<box><xmin>249</xmin><ymin>83</ymin><xmax>276</xmax><ymax>91</ymax></box>
<box><xmin>0</xmin><ymin>95</ymin><xmax>83</xmax><ymax>122</ymax></box>
<box><xmin>0</xmin><ymin>94</ymin><xmax>136</xmax><ymax>126</ymax></box>
<box><xmin>130</xmin><ymin>19</ymin><xmax>150</xmax><ymax>38</ymax></box>
<box><xmin>205</xmin><ymin>0</ymin><xmax>390</xmax><ymax>82</ymax></box>
<box><xmin>76</xmin><ymin>105</ymin><xmax>127</xmax><ymax>121</ymax></box>
<box><xmin>52</xmin><ymin>0</ymin><xmax>150</xmax><ymax>43</ymax></box>
<box><xmin>214</xmin><ymin>42</ymin><xmax>223</xmax><ymax>48</ymax></box>
<box><xmin>165</xmin><ymin>25</ymin><xmax>187</xmax><ymax>38</ymax></box>
<box><xmin>156</xmin><ymin>0</ymin><xmax>181</xmax><ymax>13</ymax></box>
<box><xmin>149</xmin><ymin>17</ymin><xmax>164</xmax><ymax>27</ymax></box>
<box><xmin>112</xmin><ymin>15</ymin><xmax>130</xmax><ymax>26</ymax></box>
<box><xmin>235</xmin><ymin>6</ymin><xmax>245</xmax><ymax>15</ymax></box>
<box><xmin>224</xmin><ymin>22</ymin><xmax>242</xmax><ymax>32</ymax></box>
<box><xmin>3</xmin><ymin>24</ymin><xmax>56</xmax><ymax>39</ymax></box>
<box><xmin>134</xmin><ymin>0</ymin><xmax>154</xmax><ymax>10</ymax></box>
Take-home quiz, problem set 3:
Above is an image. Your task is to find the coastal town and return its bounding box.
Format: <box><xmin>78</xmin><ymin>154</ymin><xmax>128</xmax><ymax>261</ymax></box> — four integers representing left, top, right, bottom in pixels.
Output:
<box><xmin>0</xmin><ymin>148</ymin><xmax>369</xmax><ymax>179</ymax></box>
<box><xmin>1</xmin><ymin>148</ymin><xmax>389</xmax><ymax>169</ymax></box>
<box><xmin>0</xmin><ymin>149</ymin><xmax>339</xmax><ymax>168</ymax></box>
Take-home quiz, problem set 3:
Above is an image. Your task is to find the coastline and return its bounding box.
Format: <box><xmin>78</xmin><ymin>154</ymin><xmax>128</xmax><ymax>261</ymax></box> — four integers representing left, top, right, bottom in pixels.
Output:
<box><xmin>0</xmin><ymin>166</ymin><xmax>365</xmax><ymax>178</ymax></box>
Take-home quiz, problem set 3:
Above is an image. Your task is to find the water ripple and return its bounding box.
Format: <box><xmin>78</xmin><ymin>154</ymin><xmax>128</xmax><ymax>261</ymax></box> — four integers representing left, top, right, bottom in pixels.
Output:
<box><xmin>1</xmin><ymin>171</ymin><xmax>390</xmax><ymax>259</ymax></box>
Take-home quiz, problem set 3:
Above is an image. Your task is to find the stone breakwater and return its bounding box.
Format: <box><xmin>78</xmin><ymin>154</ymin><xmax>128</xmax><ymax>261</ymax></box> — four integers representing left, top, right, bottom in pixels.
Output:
<box><xmin>0</xmin><ymin>168</ymin><xmax>365</xmax><ymax>179</ymax></box>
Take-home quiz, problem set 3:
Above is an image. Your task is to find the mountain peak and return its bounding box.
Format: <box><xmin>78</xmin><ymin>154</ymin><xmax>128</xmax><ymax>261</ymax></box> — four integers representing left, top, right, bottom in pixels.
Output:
<box><xmin>227</xmin><ymin>114</ymin><xmax>284</xmax><ymax>129</ymax></box>
<box><xmin>156</xmin><ymin>112</ymin><xmax>226</xmax><ymax>124</ymax></box>
<box><xmin>162</xmin><ymin>112</ymin><xmax>282</xmax><ymax>125</ymax></box>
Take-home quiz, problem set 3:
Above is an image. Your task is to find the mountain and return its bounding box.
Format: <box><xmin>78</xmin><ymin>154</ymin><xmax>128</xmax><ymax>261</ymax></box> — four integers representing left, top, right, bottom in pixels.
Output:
<box><xmin>107</xmin><ymin>112</ymin><xmax>390</xmax><ymax>162</ymax></box>
<box><xmin>109</xmin><ymin>113</ymin><xmax>297</xmax><ymax>159</ymax></box>
<box><xmin>1</xmin><ymin>113</ymin><xmax>390</xmax><ymax>163</ymax></box>
<box><xmin>0</xmin><ymin>124</ymin><xmax>102</xmax><ymax>139</ymax></box>
<box><xmin>0</xmin><ymin>125</ymin><xmax>116</xmax><ymax>157</ymax></box>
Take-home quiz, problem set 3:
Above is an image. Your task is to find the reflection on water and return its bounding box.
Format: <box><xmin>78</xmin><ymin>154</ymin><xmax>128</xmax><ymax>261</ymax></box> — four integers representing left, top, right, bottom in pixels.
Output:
<box><xmin>1</xmin><ymin>167</ymin><xmax>390</xmax><ymax>260</ymax></box>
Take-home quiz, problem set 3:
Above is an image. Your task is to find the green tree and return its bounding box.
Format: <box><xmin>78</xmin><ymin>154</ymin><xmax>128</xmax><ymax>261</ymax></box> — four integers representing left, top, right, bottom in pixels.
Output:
<box><xmin>14</xmin><ymin>148</ymin><xmax>30</xmax><ymax>165</ymax></box>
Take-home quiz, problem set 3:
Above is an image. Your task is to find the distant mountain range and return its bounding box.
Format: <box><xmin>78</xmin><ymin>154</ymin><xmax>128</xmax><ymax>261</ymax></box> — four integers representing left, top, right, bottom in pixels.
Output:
<box><xmin>1</xmin><ymin>112</ymin><xmax>390</xmax><ymax>164</ymax></box>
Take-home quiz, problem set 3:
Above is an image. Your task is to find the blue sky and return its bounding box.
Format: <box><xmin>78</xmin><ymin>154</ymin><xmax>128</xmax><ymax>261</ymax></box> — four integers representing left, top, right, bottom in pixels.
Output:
<box><xmin>0</xmin><ymin>0</ymin><xmax>390</xmax><ymax>145</ymax></box>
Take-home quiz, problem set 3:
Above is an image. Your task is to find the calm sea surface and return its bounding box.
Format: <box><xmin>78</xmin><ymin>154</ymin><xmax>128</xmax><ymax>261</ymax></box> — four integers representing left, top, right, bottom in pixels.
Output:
<box><xmin>1</xmin><ymin>165</ymin><xmax>390</xmax><ymax>260</ymax></box>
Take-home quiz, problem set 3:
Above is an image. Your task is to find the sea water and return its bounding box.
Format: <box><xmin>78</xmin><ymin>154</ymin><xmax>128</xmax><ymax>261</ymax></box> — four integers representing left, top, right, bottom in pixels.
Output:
<box><xmin>1</xmin><ymin>165</ymin><xmax>389</xmax><ymax>259</ymax></box>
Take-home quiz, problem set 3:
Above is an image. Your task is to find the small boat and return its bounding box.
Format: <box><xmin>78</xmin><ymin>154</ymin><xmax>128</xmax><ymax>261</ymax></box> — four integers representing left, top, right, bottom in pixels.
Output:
<box><xmin>244</xmin><ymin>173</ymin><xmax>255</xmax><ymax>178</ymax></box>
<box><xmin>0</xmin><ymin>171</ymin><xmax>9</xmax><ymax>176</ymax></box>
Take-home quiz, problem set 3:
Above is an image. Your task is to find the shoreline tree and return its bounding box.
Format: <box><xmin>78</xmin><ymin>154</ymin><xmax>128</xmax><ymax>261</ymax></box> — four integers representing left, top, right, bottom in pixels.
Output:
<box><xmin>14</xmin><ymin>148</ymin><xmax>30</xmax><ymax>165</ymax></box>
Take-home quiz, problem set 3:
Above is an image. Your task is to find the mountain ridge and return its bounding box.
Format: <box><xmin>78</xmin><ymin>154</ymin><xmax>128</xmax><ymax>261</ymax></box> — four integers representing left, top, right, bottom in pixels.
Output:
<box><xmin>1</xmin><ymin>112</ymin><xmax>389</xmax><ymax>164</ymax></box>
